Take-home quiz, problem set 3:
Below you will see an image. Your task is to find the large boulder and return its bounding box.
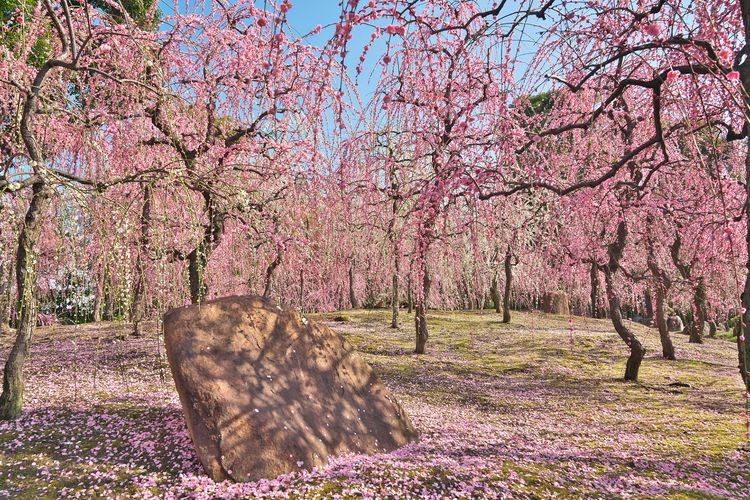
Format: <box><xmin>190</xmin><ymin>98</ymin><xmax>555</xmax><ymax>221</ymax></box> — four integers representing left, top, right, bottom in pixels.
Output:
<box><xmin>163</xmin><ymin>295</ymin><xmax>418</xmax><ymax>482</ymax></box>
<box><xmin>667</xmin><ymin>315</ymin><xmax>684</xmax><ymax>332</ymax></box>
<box><xmin>542</xmin><ymin>291</ymin><xmax>569</xmax><ymax>315</ymax></box>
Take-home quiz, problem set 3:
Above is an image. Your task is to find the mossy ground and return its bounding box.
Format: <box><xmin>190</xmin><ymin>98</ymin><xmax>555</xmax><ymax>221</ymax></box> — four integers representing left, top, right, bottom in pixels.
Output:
<box><xmin>0</xmin><ymin>309</ymin><xmax>747</xmax><ymax>498</ymax></box>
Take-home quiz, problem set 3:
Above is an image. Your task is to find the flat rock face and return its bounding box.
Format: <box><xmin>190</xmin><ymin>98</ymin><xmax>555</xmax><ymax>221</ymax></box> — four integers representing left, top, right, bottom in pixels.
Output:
<box><xmin>163</xmin><ymin>295</ymin><xmax>418</xmax><ymax>482</ymax></box>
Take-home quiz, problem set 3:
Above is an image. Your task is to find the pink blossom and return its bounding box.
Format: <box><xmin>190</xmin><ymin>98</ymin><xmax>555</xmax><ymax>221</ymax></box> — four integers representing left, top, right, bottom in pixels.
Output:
<box><xmin>718</xmin><ymin>47</ymin><xmax>733</xmax><ymax>65</ymax></box>
<box><xmin>280</xmin><ymin>1</ymin><xmax>293</xmax><ymax>14</ymax></box>
<box><xmin>642</xmin><ymin>23</ymin><xmax>662</xmax><ymax>36</ymax></box>
<box><xmin>727</xmin><ymin>71</ymin><xmax>740</xmax><ymax>81</ymax></box>
<box><xmin>385</xmin><ymin>25</ymin><xmax>406</xmax><ymax>36</ymax></box>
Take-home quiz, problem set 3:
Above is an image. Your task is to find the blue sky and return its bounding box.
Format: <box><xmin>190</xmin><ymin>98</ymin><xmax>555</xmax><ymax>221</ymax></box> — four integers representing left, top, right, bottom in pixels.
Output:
<box><xmin>153</xmin><ymin>1</ymin><xmax>549</xmax><ymax>103</ymax></box>
<box><xmin>285</xmin><ymin>2</ymin><xmax>343</xmax><ymax>34</ymax></box>
<box><xmin>286</xmin><ymin>2</ymin><xmax>385</xmax><ymax>100</ymax></box>
<box><xmin>156</xmin><ymin>1</ymin><xmax>383</xmax><ymax>98</ymax></box>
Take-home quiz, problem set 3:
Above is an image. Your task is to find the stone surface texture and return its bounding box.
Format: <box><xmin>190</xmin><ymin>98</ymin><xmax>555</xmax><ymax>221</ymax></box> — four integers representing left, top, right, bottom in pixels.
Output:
<box><xmin>163</xmin><ymin>295</ymin><xmax>418</xmax><ymax>482</ymax></box>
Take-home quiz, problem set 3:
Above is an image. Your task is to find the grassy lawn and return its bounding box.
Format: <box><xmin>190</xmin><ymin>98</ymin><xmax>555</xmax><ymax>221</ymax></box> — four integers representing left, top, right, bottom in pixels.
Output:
<box><xmin>0</xmin><ymin>309</ymin><xmax>747</xmax><ymax>498</ymax></box>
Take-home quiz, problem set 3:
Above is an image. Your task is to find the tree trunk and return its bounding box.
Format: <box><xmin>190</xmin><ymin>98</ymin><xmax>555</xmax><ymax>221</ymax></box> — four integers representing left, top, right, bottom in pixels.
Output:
<box><xmin>646</xmin><ymin>239</ymin><xmax>676</xmax><ymax>360</ymax></box>
<box><xmin>414</xmin><ymin>266</ymin><xmax>430</xmax><ymax>354</ymax></box>
<box><xmin>131</xmin><ymin>186</ymin><xmax>152</xmax><ymax>337</ymax></box>
<box><xmin>604</xmin><ymin>221</ymin><xmax>645</xmax><ymax>381</ymax></box>
<box><xmin>262</xmin><ymin>249</ymin><xmax>282</xmax><ymax>298</ymax></box>
<box><xmin>187</xmin><ymin>191</ymin><xmax>227</xmax><ymax>305</ymax></box>
<box><xmin>406</xmin><ymin>276</ymin><xmax>413</xmax><ymax>314</ymax></box>
<box><xmin>689</xmin><ymin>278</ymin><xmax>706</xmax><ymax>344</ymax></box>
<box><xmin>490</xmin><ymin>272</ymin><xmax>501</xmax><ymax>313</ymax></box>
<box><xmin>590</xmin><ymin>262</ymin><xmax>599</xmax><ymax>318</ymax></box>
<box><xmin>105</xmin><ymin>266</ymin><xmax>115</xmax><ymax>321</ymax></box>
<box><xmin>389</xmin><ymin>166</ymin><xmax>400</xmax><ymax>328</ymax></box>
<box><xmin>742</xmin><ymin>147</ymin><xmax>750</xmax><ymax>387</ymax></box>
<box><xmin>414</xmin><ymin>302</ymin><xmax>427</xmax><ymax>354</ymax></box>
<box><xmin>708</xmin><ymin>320</ymin><xmax>717</xmax><ymax>338</ymax></box>
<box><xmin>0</xmin><ymin>264</ymin><xmax>5</xmax><ymax>324</ymax></box>
<box><xmin>644</xmin><ymin>289</ymin><xmax>653</xmax><ymax>319</ymax></box>
<box><xmin>604</xmin><ymin>269</ymin><xmax>646</xmax><ymax>380</ymax></box>
<box><xmin>391</xmin><ymin>273</ymin><xmax>399</xmax><ymax>329</ymax></box>
<box><xmin>654</xmin><ymin>285</ymin><xmax>676</xmax><ymax>360</ymax></box>
<box><xmin>0</xmin><ymin>261</ymin><xmax>11</xmax><ymax>327</ymax></box>
<box><xmin>0</xmin><ymin>182</ymin><xmax>53</xmax><ymax>420</ymax></box>
<box><xmin>348</xmin><ymin>264</ymin><xmax>358</xmax><ymax>309</ymax></box>
<box><xmin>187</xmin><ymin>246</ymin><xmax>208</xmax><ymax>304</ymax></box>
<box><xmin>92</xmin><ymin>269</ymin><xmax>103</xmax><ymax>323</ymax></box>
<box><xmin>738</xmin><ymin>0</ymin><xmax>750</xmax><ymax>391</ymax></box>
<box><xmin>502</xmin><ymin>250</ymin><xmax>512</xmax><ymax>323</ymax></box>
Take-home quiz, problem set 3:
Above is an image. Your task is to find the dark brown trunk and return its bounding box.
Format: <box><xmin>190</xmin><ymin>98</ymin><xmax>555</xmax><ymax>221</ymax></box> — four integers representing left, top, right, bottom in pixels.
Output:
<box><xmin>689</xmin><ymin>278</ymin><xmax>706</xmax><ymax>344</ymax></box>
<box><xmin>0</xmin><ymin>182</ymin><xmax>53</xmax><ymax>420</ymax></box>
<box><xmin>414</xmin><ymin>302</ymin><xmax>427</xmax><ymax>354</ymax></box>
<box><xmin>263</xmin><ymin>249</ymin><xmax>282</xmax><ymax>298</ymax></box>
<box><xmin>389</xmin><ymin>167</ymin><xmax>400</xmax><ymax>328</ymax></box>
<box><xmin>188</xmin><ymin>191</ymin><xmax>227</xmax><ymax>305</ymax></box>
<box><xmin>490</xmin><ymin>272</ymin><xmax>501</xmax><ymax>313</ymax></box>
<box><xmin>187</xmin><ymin>246</ymin><xmax>207</xmax><ymax>304</ymax></box>
<box><xmin>708</xmin><ymin>320</ymin><xmax>717</xmax><ymax>338</ymax></box>
<box><xmin>605</xmin><ymin>269</ymin><xmax>646</xmax><ymax>380</ymax></box>
<box><xmin>502</xmin><ymin>250</ymin><xmax>512</xmax><ymax>323</ymax></box>
<box><xmin>349</xmin><ymin>264</ymin><xmax>358</xmax><ymax>309</ymax></box>
<box><xmin>407</xmin><ymin>276</ymin><xmax>413</xmax><ymax>314</ymax></box>
<box><xmin>740</xmin><ymin>39</ymin><xmax>750</xmax><ymax>387</ymax></box>
<box><xmin>669</xmin><ymin>234</ymin><xmax>706</xmax><ymax>345</ymax></box>
<box><xmin>739</xmin><ymin>330</ymin><xmax>749</xmax><ymax>389</ymax></box>
<box><xmin>414</xmin><ymin>267</ymin><xmax>430</xmax><ymax>354</ymax></box>
<box><xmin>644</xmin><ymin>289</ymin><xmax>653</xmax><ymax>319</ymax></box>
<box><xmin>654</xmin><ymin>286</ymin><xmax>676</xmax><ymax>360</ymax></box>
<box><xmin>0</xmin><ymin>261</ymin><xmax>11</xmax><ymax>327</ymax></box>
<box><xmin>604</xmin><ymin>221</ymin><xmax>645</xmax><ymax>381</ymax></box>
<box><xmin>0</xmin><ymin>264</ymin><xmax>5</xmax><ymax>323</ymax></box>
<box><xmin>646</xmin><ymin>238</ymin><xmax>676</xmax><ymax>360</ymax></box>
<box><xmin>105</xmin><ymin>266</ymin><xmax>115</xmax><ymax>321</ymax></box>
<box><xmin>741</xmin><ymin>131</ymin><xmax>750</xmax><ymax>388</ymax></box>
<box><xmin>391</xmin><ymin>272</ymin><xmax>399</xmax><ymax>329</ymax></box>
<box><xmin>590</xmin><ymin>262</ymin><xmax>599</xmax><ymax>318</ymax></box>
<box><xmin>131</xmin><ymin>186</ymin><xmax>152</xmax><ymax>337</ymax></box>
<box><xmin>92</xmin><ymin>269</ymin><xmax>103</xmax><ymax>323</ymax></box>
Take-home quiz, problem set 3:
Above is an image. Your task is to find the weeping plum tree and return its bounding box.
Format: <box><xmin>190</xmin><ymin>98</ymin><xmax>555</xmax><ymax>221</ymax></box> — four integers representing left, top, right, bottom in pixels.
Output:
<box><xmin>142</xmin><ymin>2</ymin><xmax>324</xmax><ymax>304</ymax></box>
<box><xmin>0</xmin><ymin>1</ymin><xmax>156</xmax><ymax>419</ymax></box>
<box><xmin>355</xmin><ymin>4</ymin><xmax>518</xmax><ymax>354</ymax></box>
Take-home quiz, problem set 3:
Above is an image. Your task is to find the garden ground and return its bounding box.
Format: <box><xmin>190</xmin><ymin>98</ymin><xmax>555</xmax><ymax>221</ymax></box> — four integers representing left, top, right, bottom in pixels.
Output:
<box><xmin>0</xmin><ymin>309</ymin><xmax>748</xmax><ymax>498</ymax></box>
